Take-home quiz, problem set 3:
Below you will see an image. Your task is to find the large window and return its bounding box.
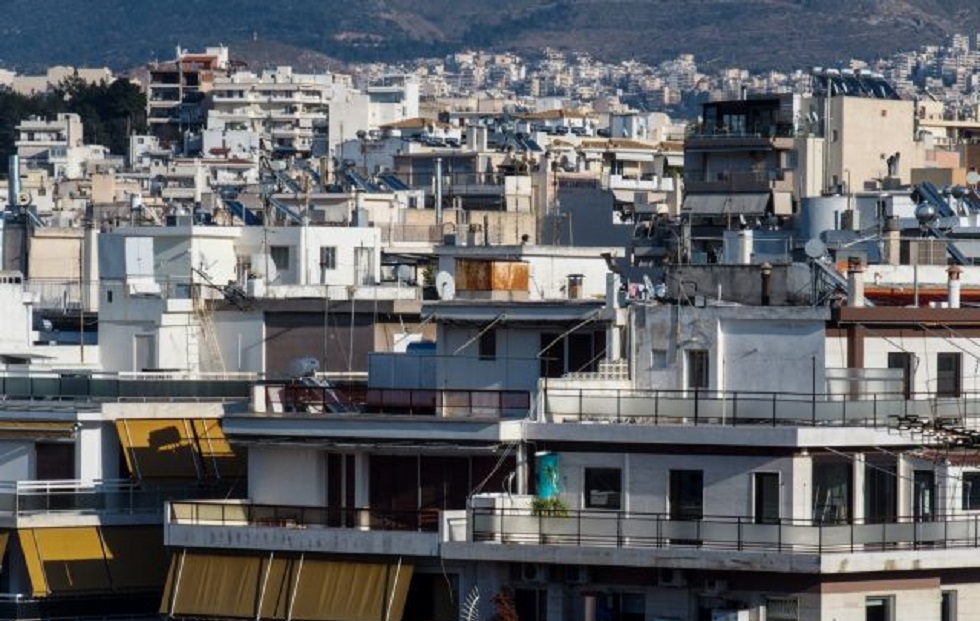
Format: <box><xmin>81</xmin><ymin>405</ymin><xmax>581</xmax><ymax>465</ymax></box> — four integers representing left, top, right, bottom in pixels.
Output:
<box><xmin>270</xmin><ymin>245</ymin><xmax>290</xmax><ymax>273</ymax></box>
<box><xmin>864</xmin><ymin>461</ymin><xmax>897</xmax><ymax>523</ymax></box>
<box><xmin>754</xmin><ymin>472</ymin><xmax>780</xmax><ymax>524</ymax></box>
<box><xmin>812</xmin><ymin>461</ymin><xmax>852</xmax><ymax>524</ymax></box>
<box><xmin>584</xmin><ymin>468</ymin><xmax>622</xmax><ymax>510</ymax></box>
<box><xmin>937</xmin><ymin>352</ymin><xmax>962</xmax><ymax>397</ymax></box>
<box><xmin>887</xmin><ymin>352</ymin><xmax>914</xmax><ymax>399</ymax></box>
<box><xmin>668</xmin><ymin>470</ymin><xmax>704</xmax><ymax>520</ymax></box>
<box><xmin>686</xmin><ymin>349</ymin><xmax>709</xmax><ymax>390</ymax></box>
<box><xmin>962</xmin><ymin>472</ymin><xmax>980</xmax><ymax>510</ymax></box>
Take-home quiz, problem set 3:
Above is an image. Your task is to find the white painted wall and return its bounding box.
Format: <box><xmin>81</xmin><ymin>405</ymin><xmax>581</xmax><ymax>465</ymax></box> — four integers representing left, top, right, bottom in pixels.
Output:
<box><xmin>863</xmin><ymin>335</ymin><xmax>980</xmax><ymax>396</ymax></box>
<box><xmin>248</xmin><ymin>446</ymin><xmax>326</xmax><ymax>506</ymax></box>
<box><xmin>555</xmin><ymin>451</ymin><xmax>796</xmax><ymax>520</ymax></box>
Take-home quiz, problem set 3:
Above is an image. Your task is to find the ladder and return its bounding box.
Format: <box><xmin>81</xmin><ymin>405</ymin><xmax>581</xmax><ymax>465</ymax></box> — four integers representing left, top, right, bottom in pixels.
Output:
<box><xmin>193</xmin><ymin>292</ymin><xmax>226</xmax><ymax>374</ymax></box>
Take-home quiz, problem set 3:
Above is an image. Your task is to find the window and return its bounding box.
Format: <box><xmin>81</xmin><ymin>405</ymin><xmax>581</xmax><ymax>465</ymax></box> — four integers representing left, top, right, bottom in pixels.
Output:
<box><xmin>584</xmin><ymin>468</ymin><xmax>622</xmax><ymax>509</ymax></box>
<box><xmin>106</xmin><ymin>290</ymin><xmax>113</xmax><ymax>303</ymax></box>
<box><xmin>887</xmin><ymin>352</ymin><xmax>914</xmax><ymax>399</ymax></box>
<box><xmin>913</xmin><ymin>470</ymin><xmax>935</xmax><ymax>521</ymax></box>
<box><xmin>686</xmin><ymin>349</ymin><xmax>709</xmax><ymax>390</ymax></box>
<box><xmin>942</xmin><ymin>590</ymin><xmax>957</xmax><ymax>621</ymax></box>
<box><xmin>865</xmin><ymin>461</ymin><xmax>897</xmax><ymax>523</ymax></box>
<box><xmin>865</xmin><ymin>596</ymin><xmax>894</xmax><ymax>621</ymax></box>
<box><xmin>754</xmin><ymin>472</ymin><xmax>780</xmax><ymax>524</ymax></box>
<box><xmin>319</xmin><ymin>247</ymin><xmax>337</xmax><ymax>270</ymax></box>
<box><xmin>937</xmin><ymin>353</ymin><xmax>962</xmax><ymax>397</ymax></box>
<box><xmin>668</xmin><ymin>470</ymin><xmax>703</xmax><ymax>520</ymax></box>
<box><xmin>962</xmin><ymin>472</ymin><xmax>980</xmax><ymax>510</ymax></box>
<box><xmin>478</xmin><ymin>328</ymin><xmax>496</xmax><ymax>361</ymax></box>
<box><xmin>813</xmin><ymin>461</ymin><xmax>852</xmax><ymax>524</ymax></box>
<box><xmin>514</xmin><ymin>588</ymin><xmax>547</xmax><ymax>621</ymax></box>
<box><xmin>270</xmin><ymin>245</ymin><xmax>290</xmax><ymax>273</ymax></box>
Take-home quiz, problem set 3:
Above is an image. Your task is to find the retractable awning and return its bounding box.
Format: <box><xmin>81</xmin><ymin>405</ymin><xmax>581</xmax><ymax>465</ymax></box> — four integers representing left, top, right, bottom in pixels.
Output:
<box><xmin>18</xmin><ymin>526</ymin><xmax>166</xmax><ymax>597</ymax></box>
<box><xmin>161</xmin><ymin>550</ymin><xmax>414</xmax><ymax>621</ymax></box>
<box><xmin>0</xmin><ymin>421</ymin><xmax>76</xmax><ymax>440</ymax></box>
<box><xmin>115</xmin><ymin>418</ymin><xmax>245</xmax><ymax>479</ymax></box>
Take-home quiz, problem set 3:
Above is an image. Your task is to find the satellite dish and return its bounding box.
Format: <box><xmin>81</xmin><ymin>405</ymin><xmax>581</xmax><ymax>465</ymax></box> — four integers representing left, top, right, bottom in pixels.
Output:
<box><xmin>967</xmin><ymin>171</ymin><xmax>980</xmax><ymax>185</ymax></box>
<box><xmin>804</xmin><ymin>237</ymin><xmax>828</xmax><ymax>259</ymax></box>
<box><xmin>286</xmin><ymin>357</ymin><xmax>320</xmax><ymax>378</ymax></box>
<box><xmin>435</xmin><ymin>271</ymin><xmax>456</xmax><ymax>300</ymax></box>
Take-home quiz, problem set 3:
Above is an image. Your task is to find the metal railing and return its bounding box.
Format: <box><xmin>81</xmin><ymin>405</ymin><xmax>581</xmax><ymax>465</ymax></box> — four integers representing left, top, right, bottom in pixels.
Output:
<box><xmin>460</xmin><ymin>507</ymin><xmax>980</xmax><ymax>554</ymax></box>
<box><xmin>0</xmin><ymin>371</ymin><xmax>252</xmax><ymax>403</ymax></box>
<box><xmin>540</xmin><ymin>387</ymin><xmax>980</xmax><ymax>428</ymax></box>
<box><xmin>169</xmin><ymin>500</ymin><xmax>441</xmax><ymax>533</ymax></box>
<box><xmin>0</xmin><ymin>480</ymin><xmax>223</xmax><ymax>518</ymax></box>
<box><xmin>264</xmin><ymin>384</ymin><xmax>530</xmax><ymax>418</ymax></box>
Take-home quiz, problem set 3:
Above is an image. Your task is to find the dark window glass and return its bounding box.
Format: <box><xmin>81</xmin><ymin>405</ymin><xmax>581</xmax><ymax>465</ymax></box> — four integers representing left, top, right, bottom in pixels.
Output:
<box><xmin>584</xmin><ymin>468</ymin><xmax>622</xmax><ymax>509</ymax></box>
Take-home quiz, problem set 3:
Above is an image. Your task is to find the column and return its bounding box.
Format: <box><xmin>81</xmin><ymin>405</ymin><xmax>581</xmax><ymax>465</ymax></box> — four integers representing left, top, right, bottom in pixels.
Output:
<box><xmin>355</xmin><ymin>451</ymin><xmax>370</xmax><ymax>530</ymax></box>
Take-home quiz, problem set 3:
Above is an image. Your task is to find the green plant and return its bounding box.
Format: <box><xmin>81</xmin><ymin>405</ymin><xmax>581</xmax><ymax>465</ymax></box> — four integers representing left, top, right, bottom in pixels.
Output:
<box><xmin>530</xmin><ymin>496</ymin><xmax>569</xmax><ymax>517</ymax></box>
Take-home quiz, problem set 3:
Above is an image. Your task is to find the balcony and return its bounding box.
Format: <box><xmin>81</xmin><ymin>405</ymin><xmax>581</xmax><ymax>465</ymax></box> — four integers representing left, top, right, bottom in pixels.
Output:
<box><xmin>0</xmin><ymin>480</ymin><xmax>222</xmax><ymax>527</ymax></box>
<box><xmin>539</xmin><ymin>387</ymin><xmax>976</xmax><ymax>429</ymax></box>
<box><xmin>442</xmin><ymin>505</ymin><xmax>980</xmax><ymax>573</ymax></box>
<box><xmin>262</xmin><ymin>383</ymin><xmax>530</xmax><ymax>418</ymax></box>
<box><xmin>165</xmin><ymin>500</ymin><xmax>441</xmax><ymax>557</ymax></box>
<box><xmin>684</xmin><ymin>169</ymin><xmax>795</xmax><ymax>194</ymax></box>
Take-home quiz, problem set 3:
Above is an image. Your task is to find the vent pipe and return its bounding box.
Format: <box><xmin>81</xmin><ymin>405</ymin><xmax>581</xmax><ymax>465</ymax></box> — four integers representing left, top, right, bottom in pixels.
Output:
<box><xmin>948</xmin><ymin>264</ymin><xmax>963</xmax><ymax>309</ymax></box>
<box><xmin>847</xmin><ymin>257</ymin><xmax>865</xmax><ymax>308</ymax></box>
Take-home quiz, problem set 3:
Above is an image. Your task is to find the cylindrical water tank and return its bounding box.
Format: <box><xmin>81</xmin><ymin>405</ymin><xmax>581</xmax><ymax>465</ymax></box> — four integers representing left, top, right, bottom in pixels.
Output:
<box><xmin>801</xmin><ymin>196</ymin><xmax>848</xmax><ymax>239</ymax></box>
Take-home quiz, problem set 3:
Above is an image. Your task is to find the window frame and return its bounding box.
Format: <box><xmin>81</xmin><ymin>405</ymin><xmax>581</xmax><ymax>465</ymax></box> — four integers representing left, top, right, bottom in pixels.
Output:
<box><xmin>478</xmin><ymin>328</ymin><xmax>497</xmax><ymax>361</ymax></box>
<box><xmin>962</xmin><ymin>471</ymin><xmax>980</xmax><ymax>510</ymax></box>
<box><xmin>319</xmin><ymin>246</ymin><xmax>337</xmax><ymax>270</ymax></box>
<box><xmin>584</xmin><ymin>467</ymin><xmax>622</xmax><ymax>510</ymax></box>
<box><xmin>937</xmin><ymin>352</ymin><xmax>962</xmax><ymax>398</ymax></box>
<box><xmin>686</xmin><ymin>349</ymin><xmax>709</xmax><ymax>391</ymax></box>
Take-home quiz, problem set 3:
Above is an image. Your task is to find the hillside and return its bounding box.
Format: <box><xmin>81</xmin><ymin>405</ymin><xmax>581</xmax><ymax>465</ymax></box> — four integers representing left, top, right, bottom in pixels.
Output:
<box><xmin>0</xmin><ymin>0</ymin><xmax>978</xmax><ymax>71</ymax></box>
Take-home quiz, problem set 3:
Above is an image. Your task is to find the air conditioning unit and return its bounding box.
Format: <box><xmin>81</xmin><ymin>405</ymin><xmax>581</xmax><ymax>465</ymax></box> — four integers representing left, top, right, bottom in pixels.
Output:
<box><xmin>658</xmin><ymin>568</ymin><xmax>687</xmax><ymax>588</ymax></box>
<box><xmin>702</xmin><ymin>579</ymin><xmax>728</xmax><ymax>596</ymax></box>
<box><xmin>514</xmin><ymin>563</ymin><xmax>548</xmax><ymax>583</ymax></box>
<box><xmin>564</xmin><ymin>565</ymin><xmax>591</xmax><ymax>585</ymax></box>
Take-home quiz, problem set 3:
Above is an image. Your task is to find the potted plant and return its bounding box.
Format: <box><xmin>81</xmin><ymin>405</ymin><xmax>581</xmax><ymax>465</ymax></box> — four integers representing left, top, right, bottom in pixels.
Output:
<box><xmin>530</xmin><ymin>496</ymin><xmax>569</xmax><ymax>517</ymax></box>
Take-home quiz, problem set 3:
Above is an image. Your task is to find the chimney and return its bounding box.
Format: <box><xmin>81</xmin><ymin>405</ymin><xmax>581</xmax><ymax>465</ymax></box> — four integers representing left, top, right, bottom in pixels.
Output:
<box><xmin>760</xmin><ymin>262</ymin><xmax>772</xmax><ymax>306</ymax></box>
<box><xmin>847</xmin><ymin>257</ymin><xmax>865</xmax><ymax>308</ymax></box>
<box><xmin>948</xmin><ymin>264</ymin><xmax>963</xmax><ymax>309</ymax></box>
<box><xmin>883</xmin><ymin>216</ymin><xmax>901</xmax><ymax>265</ymax></box>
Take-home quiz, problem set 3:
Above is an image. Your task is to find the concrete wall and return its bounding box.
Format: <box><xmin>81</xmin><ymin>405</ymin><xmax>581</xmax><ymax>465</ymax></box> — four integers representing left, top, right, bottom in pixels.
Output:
<box><xmin>0</xmin><ymin>441</ymin><xmax>32</xmax><ymax>481</ymax></box>
<box><xmin>436</xmin><ymin>324</ymin><xmax>542</xmax><ymax>392</ymax></box>
<box><xmin>632</xmin><ymin>304</ymin><xmax>828</xmax><ymax>394</ymax></box>
<box><xmin>248</xmin><ymin>446</ymin><xmax>326</xmax><ymax>506</ymax></box>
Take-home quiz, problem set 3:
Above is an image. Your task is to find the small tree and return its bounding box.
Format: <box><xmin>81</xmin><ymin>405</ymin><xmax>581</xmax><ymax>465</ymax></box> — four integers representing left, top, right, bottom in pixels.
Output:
<box><xmin>491</xmin><ymin>588</ymin><xmax>519</xmax><ymax>621</ymax></box>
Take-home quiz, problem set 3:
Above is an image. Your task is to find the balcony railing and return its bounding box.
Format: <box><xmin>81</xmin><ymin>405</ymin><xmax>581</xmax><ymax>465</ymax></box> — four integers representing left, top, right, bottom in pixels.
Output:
<box><xmin>0</xmin><ymin>480</ymin><xmax>223</xmax><ymax>519</ymax></box>
<box><xmin>456</xmin><ymin>507</ymin><xmax>980</xmax><ymax>554</ymax></box>
<box><xmin>540</xmin><ymin>387</ymin><xmax>980</xmax><ymax>428</ymax></box>
<box><xmin>263</xmin><ymin>384</ymin><xmax>530</xmax><ymax>418</ymax></box>
<box><xmin>0</xmin><ymin>371</ymin><xmax>252</xmax><ymax>403</ymax></box>
<box><xmin>169</xmin><ymin>500</ymin><xmax>441</xmax><ymax>532</ymax></box>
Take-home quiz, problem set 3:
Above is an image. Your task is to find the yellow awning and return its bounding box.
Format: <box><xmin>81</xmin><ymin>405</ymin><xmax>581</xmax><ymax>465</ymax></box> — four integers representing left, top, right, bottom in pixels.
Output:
<box><xmin>116</xmin><ymin>419</ymin><xmax>200</xmax><ymax>478</ymax></box>
<box><xmin>116</xmin><ymin>418</ymin><xmax>244</xmax><ymax>479</ymax></box>
<box><xmin>161</xmin><ymin>551</ymin><xmax>414</xmax><ymax>621</ymax></box>
<box><xmin>19</xmin><ymin>526</ymin><xmax>168</xmax><ymax>597</ymax></box>
<box><xmin>192</xmin><ymin>418</ymin><xmax>246</xmax><ymax>478</ymax></box>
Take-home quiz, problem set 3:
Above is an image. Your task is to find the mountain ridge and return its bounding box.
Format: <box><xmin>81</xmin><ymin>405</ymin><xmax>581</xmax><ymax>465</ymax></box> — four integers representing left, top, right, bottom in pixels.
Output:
<box><xmin>0</xmin><ymin>0</ymin><xmax>977</xmax><ymax>72</ymax></box>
